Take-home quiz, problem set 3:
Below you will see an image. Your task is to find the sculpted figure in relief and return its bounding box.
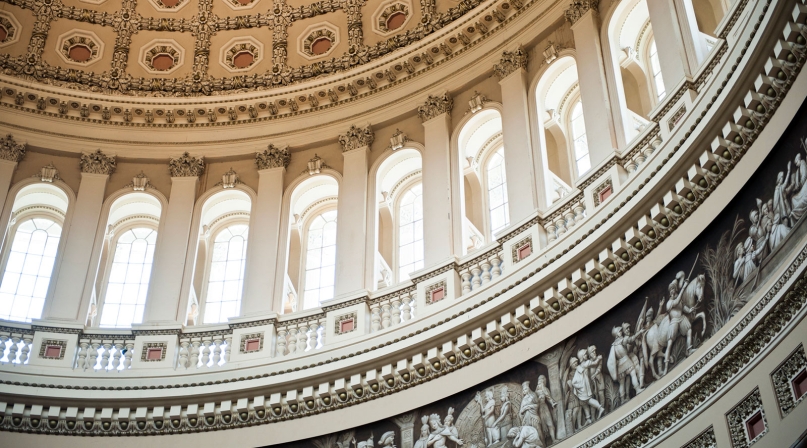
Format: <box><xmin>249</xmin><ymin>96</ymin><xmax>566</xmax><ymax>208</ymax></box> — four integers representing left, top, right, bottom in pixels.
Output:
<box><xmin>506</xmin><ymin>426</ymin><xmax>542</xmax><ymax>448</ymax></box>
<box><xmin>570</xmin><ymin>350</ymin><xmax>605</xmax><ymax>424</ymax></box>
<box><xmin>533</xmin><ymin>375</ymin><xmax>558</xmax><ymax>445</ymax></box>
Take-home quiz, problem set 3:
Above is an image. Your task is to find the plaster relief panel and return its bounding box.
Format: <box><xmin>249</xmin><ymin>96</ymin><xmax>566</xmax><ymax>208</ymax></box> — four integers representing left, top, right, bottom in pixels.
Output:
<box><xmin>218</xmin><ymin>36</ymin><xmax>263</xmax><ymax>73</ymax></box>
<box><xmin>297</xmin><ymin>21</ymin><xmax>341</xmax><ymax>60</ymax></box>
<box><xmin>138</xmin><ymin>38</ymin><xmax>185</xmax><ymax>75</ymax></box>
<box><xmin>371</xmin><ymin>0</ymin><xmax>412</xmax><ymax>36</ymax></box>
<box><xmin>0</xmin><ymin>11</ymin><xmax>22</xmax><ymax>48</ymax></box>
<box><xmin>56</xmin><ymin>30</ymin><xmax>104</xmax><ymax>67</ymax></box>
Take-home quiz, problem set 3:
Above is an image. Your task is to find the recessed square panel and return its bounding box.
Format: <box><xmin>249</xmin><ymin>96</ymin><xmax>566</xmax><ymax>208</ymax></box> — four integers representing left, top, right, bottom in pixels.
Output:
<box><xmin>745</xmin><ymin>411</ymin><xmax>764</xmax><ymax>440</ymax></box>
<box><xmin>44</xmin><ymin>345</ymin><xmax>62</xmax><ymax>358</ymax></box>
<box><xmin>599</xmin><ymin>185</ymin><xmax>613</xmax><ymax>203</ymax></box>
<box><xmin>340</xmin><ymin>319</ymin><xmax>354</xmax><ymax>333</ymax></box>
<box><xmin>792</xmin><ymin>369</ymin><xmax>807</xmax><ymax>400</ymax></box>
<box><xmin>430</xmin><ymin>287</ymin><xmax>444</xmax><ymax>303</ymax></box>
<box><xmin>146</xmin><ymin>347</ymin><xmax>164</xmax><ymax>360</ymax></box>
<box><xmin>245</xmin><ymin>338</ymin><xmax>261</xmax><ymax>352</ymax></box>
<box><xmin>517</xmin><ymin>243</ymin><xmax>531</xmax><ymax>261</ymax></box>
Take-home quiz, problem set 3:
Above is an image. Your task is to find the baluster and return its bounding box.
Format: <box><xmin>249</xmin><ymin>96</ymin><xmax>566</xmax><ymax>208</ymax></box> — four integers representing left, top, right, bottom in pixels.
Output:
<box><xmin>212</xmin><ymin>338</ymin><xmax>223</xmax><ymax>367</ymax></box>
<box><xmin>317</xmin><ymin>320</ymin><xmax>326</xmax><ymax>348</ymax></box>
<box><xmin>200</xmin><ymin>339</ymin><xmax>212</xmax><ymax>367</ymax></box>
<box><xmin>490</xmin><ymin>256</ymin><xmax>502</xmax><ymax>278</ymax></box>
<box><xmin>471</xmin><ymin>265</ymin><xmax>482</xmax><ymax>290</ymax></box>
<box><xmin>409</xmin><ymin>296</ymin><xmax>417</xmax><ymax>319</ymax></box>
<box><xmin>480</xmin><ymin>260</ymin><xmax>492</xmax><ymax>285</ymax></box>
<box><xmin>381</xmin><ymin>302</ymin><xmax>392</xmax><ymax>329</ymax></box>
<box><xmin>100</xmin><ymin>343</ymin><xmax>112</xmax><ymax>371</ymax></box>
<box><xmin>276</xmin><ymin>328</ymin><xmax>287</xmax><ymax>357</ymax></box>
<box><xmin>189</xmin><ymin>341</ymin><xmax>201</xmax><ymax>367</ymax></box>
<box><xmin>296</xmin><ymin>325</ymin><xmax>307</xmax><ymax>353</ymax></box>
<box><xmin>573</xmin><ymin>204</ymin><xmax>585</xmax><ymax>223</ymax></box>
<box><xmin>178</xmin><ymin>341</ymin><xmax>190</xmax><ymax>369</ymax></box>
<box><xmin>287</xmin><ymin>327</ymin><xmax>298</xmax><ymax>355</ymax></box>
<box><xmin>77</xmin><ymin>341</ymin><xmax>89</xmax><ymax>370</ymax></box>
<box><xmin>8</xmin><ymin>336</ymin><xmax>20</xmax><ymax>364</ymax></box>
<box><xmin>461</xmin><ymin>272</ymin><xmax>472</xmax><ymax>294</ymax></box>
<box><xmin>545</xmin><ymin>222</ymin><xmax>558</xmax><ymax>242</ymax></box>
<box><xmin>555</xmin><ymin>217</ymin><xmax>567</xmax><ymax>236</ymax></box>
<box><xmin>564</xmin><ymin>211</ymin><xmax>576</xmax><ymax>230</ymax></box>
<box><xmin>88</xmin><ymin>342</ymin><xmax>100</xmax><ymax>370</ymax></box>
<box><xmin>625</xmin><ymin>159</ymin><xmax>639</xmax><ymax>172</ymax></box>
<box><xmin>400</xmin><ymin>295</ymin><xmax>412</xmax><ymax>321</ymax></box>
<box><xmin>223</xmin><ymin>336</ymin><xmax>232</xmax><ymax>364</ymax></box>
<box><xmin>111</xmin><ymin>343</ymin><xmax>123</xmax><ymax>371</ymax></box>
<box><xmin>19</xmin><ymin>336</ymin><xmax>32</xmax><ymax>364</ymax></box>
<box><xmin>391</xmin><ymin>297</ymin><xmax>402</xmax><ymax>326</ymax></box>
<box><xmin>370</xmin><ymin>303</ymin><xmax>381</xmax><ymax>332</ymax></box>
<box><xmin>0</xmin><ymin>335</ymin><xmax>9</xmax><ymax>363</ymax></box>
<box><xmin>123</xmin><ymin>342</ymin><xmax>134</xmax><ymax>369</ymax></box>
<box><xmin>305</xmin><ymin>322</ymin><xmax>317</xmax><ymax>351</ymax></box>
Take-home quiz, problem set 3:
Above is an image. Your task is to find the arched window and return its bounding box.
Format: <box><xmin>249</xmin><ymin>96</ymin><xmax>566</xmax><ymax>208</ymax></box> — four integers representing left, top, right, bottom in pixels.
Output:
<box><xmin>302</xmin><ymin>210</ymin><xmax>337</xmax><ymax>309</ymax></box>
<box><xmin>203</xmin><ymin>224</ymin><xmax>248</xmax><ymax>324</ymax></box>
<box><xmin>571</xmin><ymin>101</ymin><xmax>591</xmax><ymax>176</ymax></box>
<box><xmin>0</xmin><ymin>218</ymin><xmax>62</xmax><ymax>322</ymax></box>
<box><xmin>648</xmin><ymin>39</ymin><xmax>666</xmax><ymax>101</ymax></box>
<box><xmin>486</xmin><ymin>147</ymin><xmax>509</xmax><ymax>237</ymax></box>
<box><xmin>98</xmin><ymin>227</ymin><xmax>157</xmax><ymax>328</ymax></box>
<box><xmin>398</xmin><ymin>183</ymin><xmax>424</xmax><ymax>280</ymax></box>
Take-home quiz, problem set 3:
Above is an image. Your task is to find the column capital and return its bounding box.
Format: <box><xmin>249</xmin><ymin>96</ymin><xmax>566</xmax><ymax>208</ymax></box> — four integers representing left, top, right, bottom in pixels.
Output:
<box><xmin>417</xmin><ymin>93</ymin><xmax>453</xmax><ymax>122</ymax></box>
<box><xmin>0</xmin><ymin>133</ymin><xmax>26</xmax><ymax>163</ymax></box>
<box><xmin>338</xmin><ymin>124</ymin><xmax>374</xmax><ymax>152</ymax></box>
<box><xmin>80</xmin><ymin>149</ymin><xmax>116</xmax><ymax>175</ymax></box>
<box><xmin>256</xmin><ymin>144</ymin><xmax>291</xmax><ymax>170</ymax></box>
<box><xmin>493</xmin><ymin>46</ymin><xmax>528</xmax><ymax>80</ymax></box>
<box><xmin>169</xmin><ymin>151</ymin><xmax>205</xmax><ymax>177</ymax></box>
<box><xmin>564</xmin><ymin>0</ymin><xmax>599</xmax><ymax>26</ymax></box>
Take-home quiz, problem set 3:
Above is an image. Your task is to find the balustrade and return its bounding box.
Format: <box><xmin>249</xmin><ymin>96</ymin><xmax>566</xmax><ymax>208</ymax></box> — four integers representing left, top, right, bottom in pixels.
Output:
<box><xmin>76</xmin><ymin>337</ymin><xmax>135</xmax><ymax>371</ymax></box>
<box><xmin>458</xmin><ymin>249</ymin><xmax>504</xmax><ymax>294</ymax></box>
<box><xmin>274</xmin><ymin>316</ymin><xmax>325</xmax><ymax>357</ymax></box>
<box><xmin>0</xmin><ymin>329</ymin><xmax>33</xmax><ymax>365</ymax></box>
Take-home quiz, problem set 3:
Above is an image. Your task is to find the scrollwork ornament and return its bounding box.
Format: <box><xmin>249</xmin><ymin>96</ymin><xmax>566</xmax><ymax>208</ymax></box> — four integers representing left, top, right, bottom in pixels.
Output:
<box><xmin>0</xmin><ymin>134</ymin><xmax>26</xmax><ymax>162</ymax></box>
<box><xmin>79</xmin><ymin>149</ymin><xmax>116</xmax><ymax>175</ymax></box>
<box><xmin>417</xmin><ymin>93</ymin><xmax>453</xmax><ymax>122</ymax></box>
<box><xmin>169</xmin><ymin>152</ymin><xmax>205</xmax><ymax>177</ymax></box>
<box><xmin>339</xmin><ymin>124</ymin><xmax>375</xmax><ymax>152</ymax></box>
<box><xmin>565</xmin><ymin>0</ymin><xmax>599</xmax><ymax>25</ymax></box>
<box><xmin>493</xmin><ymin>46</ymin><xmax>528</xmax><ymax>79</ymax></box>
<box><xmin>256</xmin><ymin>144</ymin><xmax>291</xmax><ymax>169</ymax></box>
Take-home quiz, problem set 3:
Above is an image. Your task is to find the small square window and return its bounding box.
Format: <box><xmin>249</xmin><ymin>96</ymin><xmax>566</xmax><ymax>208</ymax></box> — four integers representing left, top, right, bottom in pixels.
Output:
<box><xmin>793</xmin><ymin>369</ymin><xmax>807</xmax><ymax>400</ymax></box>
<box><xmin>44</xmin><ymin>345</ymin><xmax>62</xmax><ymax>358</ymax></box>
<box><xmin>599</xmin><ymin>186</ymin><xmax>613</xmax><ymax>204</ymax></box>
<box><xmin>245</xmin><ymin>338</ymin><xmax>261</xmax><ymax>352</ymax></box>
<box><xmin>146</xmin><ymin>347</ymin><xmax>164</xmax><ymax>360</ymax></box>
<box><xmin>745</xmin><ymin>411</ymin><xmax>765</xmax><ymax>440</ymax></box>
<box><xmin>430</xmin><ymin>287</ymin><xmax>445</xmax><ymax>303</ymax></box>
<box><xmin>340</xmin><ymin>319</ymin><xmax>354</xmax><ymax>333</ymax></box>
<box><xmin>517</xmin><ymin>244</ymin><xmax>531</xmax><ymax>261</ymax></box>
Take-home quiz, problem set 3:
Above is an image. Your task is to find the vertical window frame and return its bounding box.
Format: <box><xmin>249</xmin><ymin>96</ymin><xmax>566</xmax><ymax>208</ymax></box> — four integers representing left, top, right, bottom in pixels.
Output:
<box><xmin>568</xmin><ymin>98</ymin><xmax>592</xmax><ymax>179</ymax></box>
<box><xmin>393</xmin><ymin>180</ymin><xmax>425</xmax><ymax>283</ymax></box>
<box><xmin>482</xmin><ymin>145</ymin><xmax>510</xmax><ymax>239</ymax></box>
<box><xmin>198</xmin><ymin>218</ymin><xmax>250</xmax><ymax>325</ymax></box>
<box><xmin>299</xmin><ymin>206</ymin><xmax>338</xmax><ymax>310</ymax></box>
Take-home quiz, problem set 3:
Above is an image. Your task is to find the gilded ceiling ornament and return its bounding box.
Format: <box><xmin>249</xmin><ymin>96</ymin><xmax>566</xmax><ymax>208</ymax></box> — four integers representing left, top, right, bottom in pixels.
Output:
<box><xmin>169</xmin><ymin>152</ymin><xmax>205</xmax><ymax>177</ymax></box>
<box><xmin>417</xmin><ymin>93</ymin><xmax>453</xmax><ymax>121</ymax></box>
<box><xmin>79</xmin><ymin>149</ymin><xmax>116</xmax><ymax>175</ymax></box>
<box><xmin>564</xmin><ymin>0</ymin><xmax>599</xmax><ymax>25</ymax></box>
<box><xmin>493</xmin><ymin>46</ymin><xmax>528</xmax><ymax>79</ymax></box>
<box><xmin>0</xmin><ymin>134</ymin><xmax>26</xmax><ymax>162</ymax></box>
<box><xmin>339</xmin><ymin>124</ymin><xmax>375</xmax><ymax>151</ymax></box>
<box><xmin>256</xmin><ymin>144</ymin><xmax>291</xmax><ymax>170</ymax></box>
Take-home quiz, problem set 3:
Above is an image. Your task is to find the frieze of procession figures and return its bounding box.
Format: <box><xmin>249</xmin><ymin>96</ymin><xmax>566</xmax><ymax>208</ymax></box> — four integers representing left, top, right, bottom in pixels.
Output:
<box><xmin>493</xmin><ymin>47</ymin><xmax>528</xmax><ymax>80</ymax></box>
<box><xmin>0</xmin><ymin>134</ymin><xmax>26</xmax><ymax>163</ymax></box>
<box><xmin>79</xmin><ymin>149</ymin><xmax>116</xmax><ymax>175</ymax></box>
<box><xmin>339</xmin><ymin>124</ymin><xmax>375</xmax><ymax>152</ymax></box>
<box><xmin>256</xmin><ymin>144</ymin><xmax>292</xmax><ymax>170</ymax></box>
<box><xmin>169</xmin><ymin>152</ymin><xmax>206</xmax><ymax>177</ymax></box>
<box><xmin>417</xmin><ymin>93</ymin><xmax>453</xmax><ymax>122</ymax></box>
<box><xmin>564</xmin><ymin>0</ymin><xmax>599</xmax><ymax>25</ymax></box>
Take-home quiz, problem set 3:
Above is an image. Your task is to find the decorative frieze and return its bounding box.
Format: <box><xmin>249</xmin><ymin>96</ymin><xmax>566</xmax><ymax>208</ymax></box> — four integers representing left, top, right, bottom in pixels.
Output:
<box><xmin>0</xmin><ymin>133</ymin><xmax>26</xmax><ymax>162</ymax></box>
<box><xmin>256</xmin><ymin>144</ymin><xmax>291</xmax><ymax>169</ymax></box>
<box><xmin>682</xmin><ymin>426</ymin><xmax>716</xmax><ymax>448</ymax></box>
<box><xmin>772</xmin><ymin>344</ymin><xmax>807</xmax><ymax>417</ymax></box>
<box><xmin>564</xmin><ymin>0</ymin><xmax>599</xmax><ymax>25</ymax></box>
<box><xmin>79</xmin><ymin>149</ymin><xmax>116</xmax><ymax>175</ymax></box>
<box><xmin>169</xmin><ymin>152</ymin><xmax>205</xmax><ymax>177</ymax></box>
<box><xmin>726</xmin><ymin>388</ymin><xmax>767</xmax><ymax>448</ymax></box>
<box><xmin>417</xmin><ymin>93</ymin><xmax>453</xmax><ymax>121</ymax></box>
<box><xmin>493</xmin><ymin>46</ymin><xmax>528</xmax><ymax>79</ymax></box>
<box><xmin>339</xmin><ymin>124</ymin><xmax>375</xmax><ymax>152</ymax></box>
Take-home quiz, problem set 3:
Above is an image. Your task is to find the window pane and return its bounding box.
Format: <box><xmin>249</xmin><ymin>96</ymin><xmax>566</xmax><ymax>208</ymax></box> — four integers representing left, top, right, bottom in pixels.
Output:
<box><xmin>303</xmin><ymin>211</ymin><xmax>338</xmax><ymax>308</ymax></box>
<box><xmin>0</xmin><ymin>219</ymin><xmax>62</xmax><ymax>322</ymax></box>
<box><xmin>398</xmin><ymin>184</ymin><xmax>425</xmax><ymax>281</ymax></box>
<box><xmin>202</xmin><ymin>225</ymin><xmax>248</xmax><ymax>324</ymax></box>
<box><xmin>99</xmin><ymin>228</ymin><xmax>157</xmax><ymax>328</ymax></box>
<box><xmin>487</xmin><ymin>149</ymin><xmax>510</xmax><ymax>236</ymax></box>
<box><xmin>571</xmin><ymin>102</ymin><xmax>591</xmax><ymax>176</ymax></box>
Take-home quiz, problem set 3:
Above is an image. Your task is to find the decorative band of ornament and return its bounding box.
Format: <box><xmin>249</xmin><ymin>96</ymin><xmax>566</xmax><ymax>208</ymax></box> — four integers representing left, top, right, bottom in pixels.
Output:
<box><xmin>0</xmin><ymin>1</ymin><xmax>800</xmax><ymax>436</ymax></box>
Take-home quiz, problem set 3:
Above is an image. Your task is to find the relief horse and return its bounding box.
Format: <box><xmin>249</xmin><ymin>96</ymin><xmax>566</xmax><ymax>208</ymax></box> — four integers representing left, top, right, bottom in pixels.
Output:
<box><xmin>642</xmin><ymin>274</ymin><xmax>706</xmax><ymax>379</ymax></box>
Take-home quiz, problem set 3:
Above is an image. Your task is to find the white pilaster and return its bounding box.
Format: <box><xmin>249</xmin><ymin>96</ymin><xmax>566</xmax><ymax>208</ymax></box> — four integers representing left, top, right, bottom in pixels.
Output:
<box><xmin>334</xmin><ymin>146</ymin><xmax>370</xmax><ymax>297</ymax></box>
<box><xmin>44</xmin><ymin>173</ymin><xmax>108</xmax><ymax>322</ymax></box>
<box><xmin>499</xmin><ymin>69</ymin><xmax>547</xmax><ymax>214</ymax></box>
<box><xmin>570</xmin><ymin>9</ymin><xmax>619</xmax><ymax>167</ymax></box>
<box><xmin>421</xmin><ymin>113</ymin><xmax>455</xmax><ymax>266</ymax></box>
<box><xmin>646</xmin><ymin>0</ymin><xmax>709</xmax><ymax>93</ymax></box>
<box><xmin>142</xmin><ymin>176</ymin><xmax>198</xmax><ymax>325</ymax></box>
<box><xmin>243</xmin><ymin>167</ymin><xmax>285</xmax><ymax>315</ymax></box>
